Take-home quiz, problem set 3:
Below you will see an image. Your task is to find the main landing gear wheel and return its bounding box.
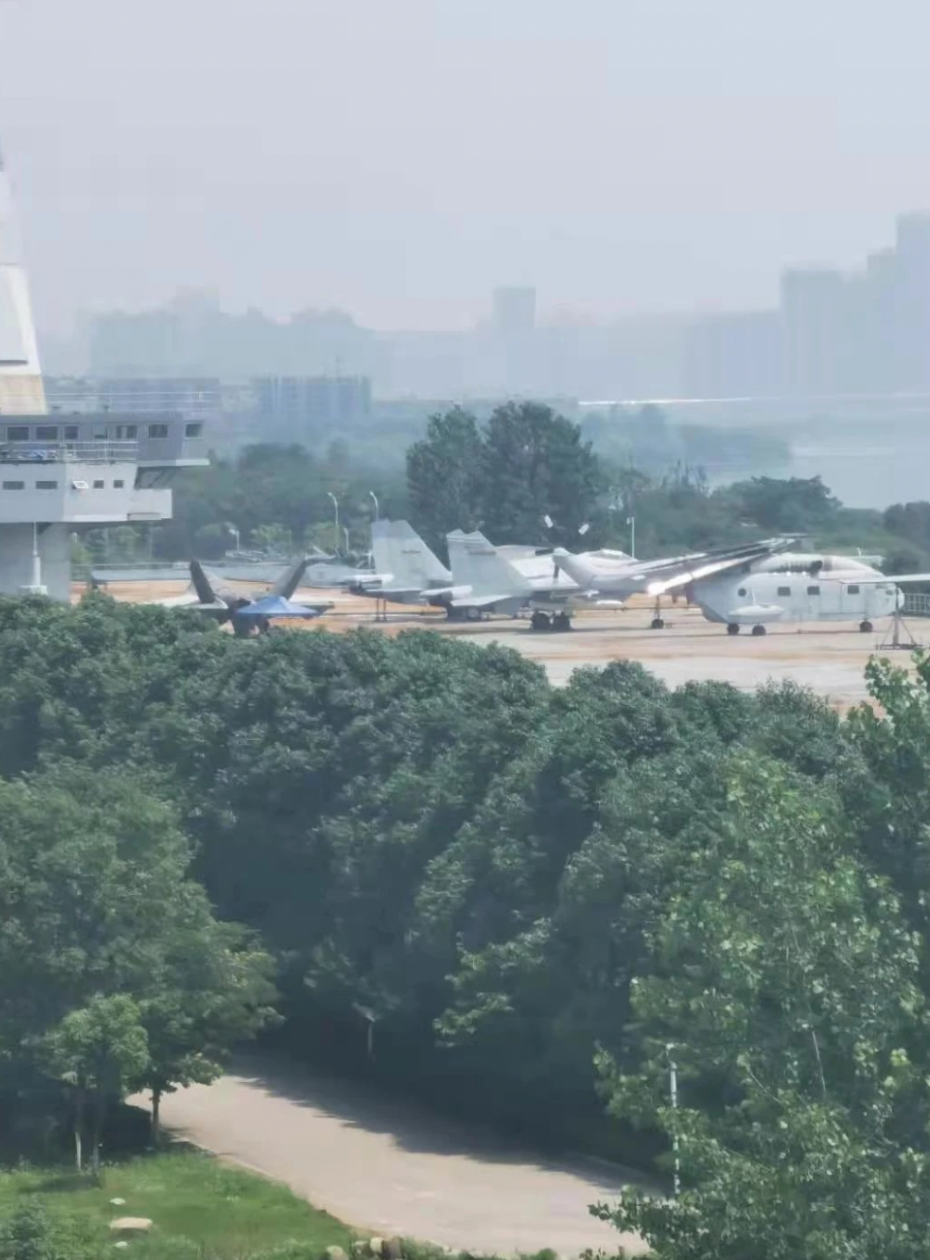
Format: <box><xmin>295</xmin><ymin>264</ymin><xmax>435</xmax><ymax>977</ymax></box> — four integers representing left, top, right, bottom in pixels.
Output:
<box><xmin>465</xmin><ymin>606</ymin><xmax>482</xmax><ymax>622</ymax></box>
<box><xmin>530</xmin><ymin>610</ymin><xmax>552</xmax><ymax>631</ymax></box>
<box><xmin>650</xmin><ymin>617</ymin><xmax>666</xmax><ymax>630</ymax></box>
<box><xmin>751</xmin><ymin>624</ymin><xmax>767</xmax><ymax>636</ymax></box>
<box><xmin>553</xmin><ymin>612</ymin><xmax>572</xmax><ymax>633</ymax></box>
<box><xmin>726</xmin><ymin>623</ymin><xmax>740</xmax><ymax>636</ymax></box>
<box><xmin>859</xmin><ymin>620</ymin><xmax>874</xmax><ymax>633</ymax></box>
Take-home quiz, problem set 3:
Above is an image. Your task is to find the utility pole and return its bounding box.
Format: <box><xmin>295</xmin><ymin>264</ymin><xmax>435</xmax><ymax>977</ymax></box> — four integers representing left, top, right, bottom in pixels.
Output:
<box><xmin>666</xmin><ymin>1043</ymin><xmax>680</xmax><ymax>1197</ymax></box>
<box><xmin>369</xmin><ymin>490</ymin><xmax>379</xmax><ymax>520</ymax></box>
<box><xmin>327</xmin><ymin>492</ymin><xmax>340</xmax><ymax>555</ymax></box>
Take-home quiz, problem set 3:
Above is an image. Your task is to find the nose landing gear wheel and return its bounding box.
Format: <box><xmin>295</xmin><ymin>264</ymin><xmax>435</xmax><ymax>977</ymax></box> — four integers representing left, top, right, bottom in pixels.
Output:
<box><xmin>859</xmin><ymin>620</ymin><xmax>873</xmax><ymax>633</ymax></box>
<box><xmin>726</xmin><ymin>623</ymin><xmax>740</xmax><ymax>636</ymax></box>
<box><xmin>650</xmin><ymin>617</ymin><xmax>666</xmax><ymax>630</ymax></box>
<box><xmin>751</xmin><ymin>624</ymin><xmax>767</xmax><ymax>636</ymax></box>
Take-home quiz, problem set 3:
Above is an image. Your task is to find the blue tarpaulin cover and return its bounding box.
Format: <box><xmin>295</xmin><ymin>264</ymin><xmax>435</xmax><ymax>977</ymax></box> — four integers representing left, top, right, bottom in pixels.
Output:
<box><xmin>234</xmin><ymin>595</ymin><xmax>321</xmax><ymax>619</ymax></box>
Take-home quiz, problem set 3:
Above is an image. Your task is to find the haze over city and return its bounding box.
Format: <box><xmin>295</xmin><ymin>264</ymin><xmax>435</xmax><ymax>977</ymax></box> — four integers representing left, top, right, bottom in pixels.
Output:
<box><xmin>3</xmin><ymin>0</ymin><xmax>930</xmax><ymax>333</ymax></box>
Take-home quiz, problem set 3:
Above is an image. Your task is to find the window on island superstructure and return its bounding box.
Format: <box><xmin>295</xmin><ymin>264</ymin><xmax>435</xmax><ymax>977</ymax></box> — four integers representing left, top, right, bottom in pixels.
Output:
<box><xmin>2</xmin><ymin>481</ymin><xmax>24</xmax><ymax>490</ymax></box>
<box><xmin>7</xmin><ymin>428</ymin><xmax>28</xmax><ymax>442</ymax></box>
<box><xmin>36</xmin><ymin>481</ymin><xmax>58</xmax><ymax>490</ymax></box>
<box><xmin>36</xmin><ymin>426</ymin><xmax>58</xmax><ymax>441</ymax></box>
<box><xmin>147</xmin><ymin>423</ymin><xmax>169</xmax><ymax>439</ymax></box>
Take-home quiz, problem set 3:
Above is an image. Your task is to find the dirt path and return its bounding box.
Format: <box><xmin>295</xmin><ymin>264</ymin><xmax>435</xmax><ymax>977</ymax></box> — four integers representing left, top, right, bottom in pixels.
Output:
<box><xmin>141</xmin><ymin>1057</ymin><xmax>649</xmax><ymax>1257</ymax></box>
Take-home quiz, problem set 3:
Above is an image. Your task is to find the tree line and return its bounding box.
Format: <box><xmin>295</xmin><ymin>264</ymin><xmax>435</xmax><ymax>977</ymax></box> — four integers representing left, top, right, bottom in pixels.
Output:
<box><xmin>85</xmin><ymin>401</ymin><xmax>930</xmax><ymax>571</ymax></box>
<box><xmin>3</xmin><ymin>593</ymin><xmax>930</xmax><ymax>1253</ymax></box>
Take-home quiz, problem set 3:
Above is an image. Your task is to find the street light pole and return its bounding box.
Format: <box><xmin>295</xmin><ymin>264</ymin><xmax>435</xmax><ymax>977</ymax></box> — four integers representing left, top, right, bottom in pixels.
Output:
<box><xmin>327</xmin><ymin>492</ymin><xmax>339</xmax><ymax>556</ymax></box>
<box><xmin>666</xmin><ymin>1043</ymin><xmax>680</xmax><ymax>1197</ymax></box>
<box><xmin>343</xmin><ymin>525</ymin><xmax>350</xmax><ymax>554</ymax></box>
<box><xmin>369</xmin><ymin>490</ymin><xmax>379</xmax><ymax>520</ymax></box>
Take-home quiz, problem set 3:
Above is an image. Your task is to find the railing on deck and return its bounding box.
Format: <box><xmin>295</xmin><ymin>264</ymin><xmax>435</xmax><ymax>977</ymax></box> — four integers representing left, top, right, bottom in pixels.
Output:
<box><xmin>0</xmin><ymin>440</ymin><xmax>138</xmax><ymax>465</ymax></box>
<box><xmin>903</xmin><ymin>592</ymin><xmax>930</xmax><ymax>618</ymax></box>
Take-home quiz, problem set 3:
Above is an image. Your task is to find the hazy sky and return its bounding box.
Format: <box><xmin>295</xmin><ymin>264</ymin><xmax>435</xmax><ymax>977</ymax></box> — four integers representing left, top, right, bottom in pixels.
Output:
<box><xmin>2</xmin><ymin>0</ymin><xmax>930</xmax><ymax>332</ymax></box>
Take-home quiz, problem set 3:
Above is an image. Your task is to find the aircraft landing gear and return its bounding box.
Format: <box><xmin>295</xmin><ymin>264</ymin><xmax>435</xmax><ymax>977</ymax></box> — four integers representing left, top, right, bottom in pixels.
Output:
<box><xmin>751</xmin><ymin>624</ymin><xmax>767</xmax><ymax>636</ymax></box>
<box><xmin>726</xmin><ymin>623</ymin><xmax>740</xmax><ymax>636</ymax></box>
<box><xmin>859</xmin><ymin>619</ymin><xmax>873</xmax><ymax>633</ymax></box>
<box><xmin>650</xmin><ymin>596</ymin><xmax>666</xmax><ymax>630</ymax></box>
<box><xmin>529</xmin><ymin>610</ymin><xmax>573</xmax><ymax>632</ymax></box>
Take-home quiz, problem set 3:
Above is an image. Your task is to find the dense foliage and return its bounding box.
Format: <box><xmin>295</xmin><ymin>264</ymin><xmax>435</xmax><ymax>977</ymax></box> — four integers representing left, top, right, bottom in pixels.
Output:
<box><xmin>86</xmin><ymin>399</ymin><xmax>930</xmax><ymax>574</ymax></box>
<box><xmin>6</xmin><ymin>592</ymin><xmax>930</xmax><ymax>1251</ymax></box>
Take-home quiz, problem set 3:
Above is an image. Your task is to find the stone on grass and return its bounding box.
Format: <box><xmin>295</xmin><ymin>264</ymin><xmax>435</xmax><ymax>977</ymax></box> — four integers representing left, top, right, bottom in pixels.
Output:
<box><xmin>384</xmin><ymin>1238</ymin><xmax>403</xmax><ymax>1260</ymax></box>
<box><xmin>325</xmin><ymin>1247</ymin><xmax>349</xmax><ymax>1260</ymax></box>
<box><xmin>109</xmin><ymin>1198</ymin><xmax>126</xmax><ymax>1207</ymax></box>
<box><xmin>369</xmin><ymin>1239</ymin><xmax>384</xmax><ymax>1258</ymax></box>
<box><xmin>109</xmin><ymin>1218</ymin><xmax>152</xmax><ymax>1234</ymax></box>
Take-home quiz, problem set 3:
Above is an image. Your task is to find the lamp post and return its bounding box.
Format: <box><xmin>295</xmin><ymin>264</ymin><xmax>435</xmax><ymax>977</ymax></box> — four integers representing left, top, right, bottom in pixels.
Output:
<box><xmin>666</xmin><ymin>1043</ymin><xmax>680</xmax><ymax>1197</ymax></box>
<box><xmin>343</xmin><ymin>525</ymin><xmax>350</xmax><ymax>554</ymax></box>
<box><xmin>327</xmin><ymin>492</ymin><xmax>339</xmax><ymax>555</ymax></box>
<box><xmin>628</xmin><ymin>514</ymin><xmax>636</xmax><ymax>559</ymax></box>
<box><xmin>369</xmin><ymin>490</ymin><xmax>379</xmax><ymax>520</ymax></box>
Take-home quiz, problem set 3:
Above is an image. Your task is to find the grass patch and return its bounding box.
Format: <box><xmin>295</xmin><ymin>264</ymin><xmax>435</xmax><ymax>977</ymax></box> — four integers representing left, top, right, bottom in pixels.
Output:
<box><xmin>0</xmin><ymin>1148</ymin><xmax>353</xmax><ymax>1260</ymax></box>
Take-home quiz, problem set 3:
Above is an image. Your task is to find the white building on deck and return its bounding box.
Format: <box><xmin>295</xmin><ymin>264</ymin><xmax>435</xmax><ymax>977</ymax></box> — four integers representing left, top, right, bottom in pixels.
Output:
<box><xmin>0</xmin><ymin>137</ymin><xmax>206</xmax><ymax>599</ymax></box>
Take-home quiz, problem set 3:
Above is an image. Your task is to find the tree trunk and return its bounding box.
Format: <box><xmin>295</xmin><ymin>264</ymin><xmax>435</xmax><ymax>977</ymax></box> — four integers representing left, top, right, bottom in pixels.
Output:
<box><xmin>90</xmin><ymin>1093</ymin><xmax>105</xmax><ymax>1178</ymax></box>
<box><xmin>151</xmin><ymin>1088</ymin><xmax>161</xmax><ymax>1144</ymax></box>
<box><xmin>73</xmin><ymin>1088</ymin><xmax>85</xmax><ymax>1173</ymax></box>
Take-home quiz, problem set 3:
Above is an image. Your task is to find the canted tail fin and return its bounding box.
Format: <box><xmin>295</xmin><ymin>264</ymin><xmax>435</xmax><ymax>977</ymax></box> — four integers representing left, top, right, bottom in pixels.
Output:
<box><xmin>271</xmin><ymin>556</ymin><xmax>310</xmax><ymax>599</ymax></box>
<box><xmin>190</xmin><ymin>559</ymin><xmax>219</xmax><ymax>605</ymax></box>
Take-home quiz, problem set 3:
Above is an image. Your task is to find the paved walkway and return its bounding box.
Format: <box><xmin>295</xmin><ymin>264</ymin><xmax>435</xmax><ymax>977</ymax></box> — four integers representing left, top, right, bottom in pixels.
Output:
<box><xmin>140</xmin><ymin>1056</ymin><xmax>649</xmax><ymax>1257</ymax></box>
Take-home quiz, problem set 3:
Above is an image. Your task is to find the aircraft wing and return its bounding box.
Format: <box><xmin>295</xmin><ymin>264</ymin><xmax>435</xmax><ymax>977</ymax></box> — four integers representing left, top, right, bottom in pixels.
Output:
<box><xmin>291</xmin><ymin>599</ymin><xmax>335</xmax><ymax>613</ymax></box>
<box><xmin>143</xmin><ymin>589</ymin><xmax>229</xmax><ymax>612</ymax></box>
<box><xmin>447</xmin><ymin>592</ymin><xmax>520</xmax><ymax>609</ymax></box>
<box><xmin>645</xmin><ymin>548</ymin><xmax>788</xmax><ymax>596</ymax></box>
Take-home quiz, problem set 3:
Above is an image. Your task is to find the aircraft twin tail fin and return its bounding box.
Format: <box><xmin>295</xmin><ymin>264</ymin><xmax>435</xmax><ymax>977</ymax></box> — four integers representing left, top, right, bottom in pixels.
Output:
<box><xmin>446</xmin><ymin>530</ymin><xmax>527</xmax><ymax>595</ymax></box>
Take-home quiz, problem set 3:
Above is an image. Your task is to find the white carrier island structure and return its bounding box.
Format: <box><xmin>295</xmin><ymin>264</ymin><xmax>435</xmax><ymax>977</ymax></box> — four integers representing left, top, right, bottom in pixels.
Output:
<box><xmin>1</xmin><ymin>135</ymin><xmax>207</xmax><ymax>598</ymax></box>
<box><xmin>0</xmin><ymin>415</ymin><xmax>206</xmax><ymax>599</ymax></box>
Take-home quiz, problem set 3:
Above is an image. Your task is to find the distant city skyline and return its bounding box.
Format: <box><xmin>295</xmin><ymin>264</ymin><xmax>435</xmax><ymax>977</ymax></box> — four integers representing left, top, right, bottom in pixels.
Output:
<box><xmin>35</xmin><ymin>210</ymin><xmax>930</xmax><ymax>405</ymax></box>
<box><xmin>3</xmin><ymin>0</ymin><xmax>930</xmax><ymax>333</ymax></box>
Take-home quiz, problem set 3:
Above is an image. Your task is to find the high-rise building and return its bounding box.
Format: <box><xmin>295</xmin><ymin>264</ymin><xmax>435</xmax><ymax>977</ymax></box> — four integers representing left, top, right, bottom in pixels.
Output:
<box><xmin>0</xmin><ymin>140</ymin><xmax>45</xmax><ymax>414</ymax></box>
<box><xmin>491</xmin><ymin>286</ymin><xmax>537</xmax><ymax>334</ymax></box>
<box><xmin>683</xmin><ymin>311</ymin><xmax>781</xmax><ymax>398</ymax></box>
<box><xmin>780</xmin><ymin>268</ymin><xmax>851</xmax><ymax>395</ymax></box>
<box><xmin>253</xmin><ymin>375</ymin><xmax>372</xmax><ymax>440</ymax></box>
<box><xmin>894</xmin><ymin>213</ymin><xmax>930</xmax><ymax>389</ymax></box>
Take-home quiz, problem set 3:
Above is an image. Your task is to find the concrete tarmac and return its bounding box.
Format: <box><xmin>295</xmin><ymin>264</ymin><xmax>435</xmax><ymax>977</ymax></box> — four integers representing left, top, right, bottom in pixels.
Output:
<box><xmin>139</xmin><ymin>1058</ymin><xmax>649</xmax><ymax>1257</ymax></box>
<box><xmin>99</xmin><ymin>578</ymin><xmax>923</xmax><ymax>709</ymax></box>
